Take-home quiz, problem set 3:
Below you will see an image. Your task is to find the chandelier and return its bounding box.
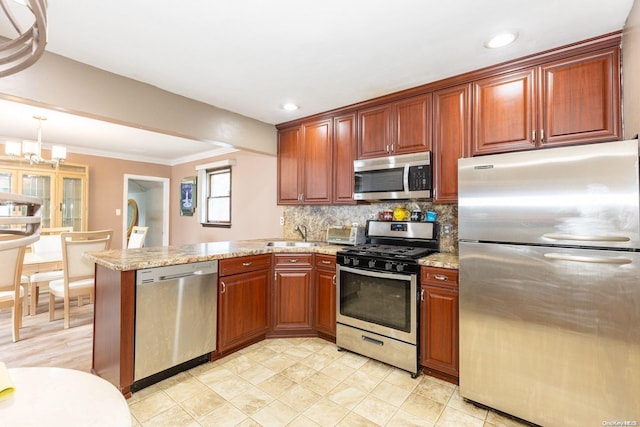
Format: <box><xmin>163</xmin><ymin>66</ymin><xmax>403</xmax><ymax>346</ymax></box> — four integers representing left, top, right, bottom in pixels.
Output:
<box><xmin>5</xmin><ymin>115</ymin><xmax>66</xmax><ymax>167</ymax></box>
<box><xmin>0</xmin><ymin>0</ymin><xmax>48</xmax><ymax>77</ymax></box>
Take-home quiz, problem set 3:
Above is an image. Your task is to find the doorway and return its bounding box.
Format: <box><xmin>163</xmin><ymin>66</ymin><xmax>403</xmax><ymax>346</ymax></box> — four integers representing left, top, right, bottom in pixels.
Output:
<box><xmin>123</xmin><ymin>174</ymin><xmax>170</xmax><ymax>248</ymax></box>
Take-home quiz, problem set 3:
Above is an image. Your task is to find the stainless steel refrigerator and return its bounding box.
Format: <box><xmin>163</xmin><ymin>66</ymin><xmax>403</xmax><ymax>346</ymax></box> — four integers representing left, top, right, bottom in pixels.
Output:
<box><xmin>458</xmin><ymin>139</ymin><xmax>640</xmax><ymax>427</ymax></box>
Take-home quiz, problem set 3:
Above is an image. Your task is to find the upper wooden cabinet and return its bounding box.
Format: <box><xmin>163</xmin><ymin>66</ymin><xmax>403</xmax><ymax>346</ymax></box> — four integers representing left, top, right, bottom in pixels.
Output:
<box><xmin>277</xmin><ymin>119</ymin><xmax>333</xmax><ymax>205</ymax></box>
<box><xmin>432</xmin><ymin>84</ymin><xmax>471</xmax><ymax>204</ymax></box>
<box><xmin>332</xmin><ymin>113</ymin><xmax>357</xmax><ymax>204</ymax></box>
<box><xmin>0</xmin><ymin>161</ymin><xmax>88</xmax><ymax>230</ymax></box>
<box><xmin>473</xmin><ymin>46</ymin><xmax>621</xmax><ymax>155</ymax></box>
<box><xmin>357</xmin><ymin>94</ymin><xmax>431</xmax><ymax>159</ymax></box>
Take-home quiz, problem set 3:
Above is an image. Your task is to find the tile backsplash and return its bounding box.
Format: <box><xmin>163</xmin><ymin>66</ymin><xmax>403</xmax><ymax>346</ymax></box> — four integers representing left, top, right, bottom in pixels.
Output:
<box><xmin>283</xmin><ymin>201</ymin><xmax>458</xmax><ymax>254</ymax></box>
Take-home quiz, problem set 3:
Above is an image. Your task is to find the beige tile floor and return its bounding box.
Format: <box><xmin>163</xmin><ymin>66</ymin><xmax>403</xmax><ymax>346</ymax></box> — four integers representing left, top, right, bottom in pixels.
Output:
<box><xmin>127</xmin><ymin>337</ymin><xmax>531</xmax><ymax>427</ymax></box>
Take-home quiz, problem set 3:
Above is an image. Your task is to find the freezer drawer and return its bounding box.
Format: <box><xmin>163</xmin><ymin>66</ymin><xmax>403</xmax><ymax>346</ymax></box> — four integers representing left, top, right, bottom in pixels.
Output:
<box><xmin>459</xmin><ymin>242</ymin><xmax>640</xmax><ymax>426</ymax></box>
<box><xmin>134</xmin><ymin>261</ymin><xmax>218</xmax><ymax>382</ymax></box>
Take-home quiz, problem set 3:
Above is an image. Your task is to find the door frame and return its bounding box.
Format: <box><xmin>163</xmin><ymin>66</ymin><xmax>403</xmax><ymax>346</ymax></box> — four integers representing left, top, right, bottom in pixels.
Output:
<box><xmin>123</xmin><ymin>174</ymin><xmax>170</xmax><ymax>248</ymax></box>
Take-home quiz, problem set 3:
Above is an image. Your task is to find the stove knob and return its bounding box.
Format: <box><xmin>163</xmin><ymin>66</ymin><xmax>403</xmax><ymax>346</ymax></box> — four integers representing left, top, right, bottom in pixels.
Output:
<box><xmin>385</xmin><ymin>262</ymin><xmax>392</xmax><ymax>270</ymax></box>
<box><xmin>396</xmin><ymin>263</ymin><xmax>405</xmax><ymax>272</ymax></box>
<box><xmin>353</xmin><ymin>259</ymin><xmax>360</xmax><ymax>266</ymax></box>
<box><xmin>343</xmin><ymin>257</ymin><xmax>351</xmax><ymax>265</ymax></box>
<box><xmin>368</xmin><ymin>260</ymin><xmax>376</xmax><ymax>269</ymax></box>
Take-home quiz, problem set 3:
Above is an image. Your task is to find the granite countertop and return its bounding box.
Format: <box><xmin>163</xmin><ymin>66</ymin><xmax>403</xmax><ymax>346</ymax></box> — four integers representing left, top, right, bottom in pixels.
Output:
<box><xmin>85</xmin><ymin>239</ymin><xmax>459</xmax><ymax>271</ymax></box>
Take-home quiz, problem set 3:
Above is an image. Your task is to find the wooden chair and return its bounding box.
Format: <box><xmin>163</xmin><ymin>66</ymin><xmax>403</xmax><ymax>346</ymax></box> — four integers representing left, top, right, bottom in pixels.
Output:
<box><xmin>127</xmin><ymin>226</ymin><xmax>148</xmax><ymax>249</ymax></box>
<box><xmin>0</xmin><ymin>239</ymin><xmax>28</xmax><ymax>342</ymax></box>
<box><xmin>27</xmin><ymin>228</ymin><xmax>72</xmax><ymax>315</ymax></box>
<box><xmin>48</xmin><ymin>230</ymin><xmax>112</xmax><ymax>329</ymax></box>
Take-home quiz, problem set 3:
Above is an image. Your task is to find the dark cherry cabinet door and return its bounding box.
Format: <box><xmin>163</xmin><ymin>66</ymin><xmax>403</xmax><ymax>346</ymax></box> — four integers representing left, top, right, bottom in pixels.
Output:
<box><xmin>218</xmin><ymin>268</ymin><xmax>270</xmax><ymax>353</ymax></box>
<box><xmin>332</xmin><ymin>113</ymin><xmax>356</xmax><ymax>204</ymax></box>
<box><xmin>277</xmin><ymin>126</ymin><xmax>301</xmax><ymax>204</ymax></box>
<box><xmin>432</xmin><ymin>84</ymin><xmax>471</xmax><ymax>203</ymax></box>
<box><xmin>472</xmin><ymin>69</ymin><xmax>537</xmax><ymax>155</ymax></box>
<box><xmin>313</xmin><ymin>255</ymin><xmax>336</xmax><ymax>338</ymax></box>
<box><xmin>420</xmin><ymin>284</ymin><xmax>459</xmax><ymax>378</ymax></box>
<box><xmin>357</xmin><ymin>104</ymin><xmax>392</xmax><ymax>159</ymax></box>
<box><xmin>394</xmin><ymin>94</ymin><xmax>432</xmax><ymax>155</ymax></box>
<box><xmin>272</xmin><ymin>254</ymin><xmax>313</xmax><ymax>334</ymax></box>
<box><xmin>302</xmin><ymin>118</ymin><xmax>333</xmax><ymax>204</ymax></box>
<box><xmin>541</xmin><ymin>47</ymin><xmax>621</xmax><ymax>147</ymax></box>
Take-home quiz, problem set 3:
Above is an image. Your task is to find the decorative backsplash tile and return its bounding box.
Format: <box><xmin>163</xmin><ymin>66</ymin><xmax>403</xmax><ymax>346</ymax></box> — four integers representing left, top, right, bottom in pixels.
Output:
<box><xmin>283</xmin><ymin>202</ymin><xmax>458</xmax><ymax>254</ymax></box>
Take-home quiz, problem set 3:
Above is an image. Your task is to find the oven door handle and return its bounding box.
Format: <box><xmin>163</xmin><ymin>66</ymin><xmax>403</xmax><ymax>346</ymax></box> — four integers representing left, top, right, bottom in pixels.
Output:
<box><xmin>361</xmin><ymin>335</ymin><xmax>384</xmax><ymax>346</ymax></box>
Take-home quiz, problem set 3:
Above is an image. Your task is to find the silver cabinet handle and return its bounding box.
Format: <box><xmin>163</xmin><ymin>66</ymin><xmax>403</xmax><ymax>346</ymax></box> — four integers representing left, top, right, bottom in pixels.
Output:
<box><xmin>532</xmin><ymin>129</ymin><xmax>536</xmax><ymax>142</ymax></box>
<box><xmin>543</xmin><ymin>233</ymin><xmax>630</xmax><ymax>242</ymax></box>
<box><xmin>544</xmin><ymin>253</ymin><xmax>632</xmax><ymax>265</ymax></box>
<box><xmin>321</xmin><ymin>260</ymin><xmax>331</xmax><ymax>265</ymax></box>
<box><xmin>420</xmin><ymin>289</ymin><xmax>424</xmax><ymax>302</ymax></box>
<box><xmin>433</xmin><ymin>274</ymin><xmax>448</xmax><ymax>281</ymax></box>
<box><xmin>289</xmin><ymin>259</ymin><xmax>298</xmax><ymax>263</ymax></box>
<box><xmin>220</xmin><ymin>281</ymin><xmax>226</xmax><ymax>294</ymax></box>
<box><xmin>540</xmin><ymin>128</ymin><xmax>545</xmax><ymax>142</ymax></box>
<box><xmin>332</xmin><ymin>274</ymin><xmax>336</xmax><ymax>285</ymax></box>
<box><xmin>242</xmin><ymin>262</ymin><xmax>252</xmax><ymax>267</ymax></box>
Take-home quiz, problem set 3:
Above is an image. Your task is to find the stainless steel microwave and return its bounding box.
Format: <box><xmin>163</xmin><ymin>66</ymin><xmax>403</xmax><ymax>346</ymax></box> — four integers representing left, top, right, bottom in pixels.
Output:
<box><xmin>353</xmin><ymin>152</ymin><xmax>432</xmax><ymax>200</ymax></box>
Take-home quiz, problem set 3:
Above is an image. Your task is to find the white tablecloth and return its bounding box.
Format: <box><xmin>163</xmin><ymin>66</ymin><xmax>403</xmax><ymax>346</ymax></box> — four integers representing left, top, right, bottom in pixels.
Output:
<box><xmin>0</xmin><ymin>367</ymin><xmax>131</xmax><ymax>427</ymax></box>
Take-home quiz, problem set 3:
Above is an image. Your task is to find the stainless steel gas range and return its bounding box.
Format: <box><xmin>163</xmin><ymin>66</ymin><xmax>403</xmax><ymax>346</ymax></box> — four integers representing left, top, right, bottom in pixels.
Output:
<box><xmin>336</xmin><ymin>220</ymin><xmax>439</xmax><ymax>377</ymax></box>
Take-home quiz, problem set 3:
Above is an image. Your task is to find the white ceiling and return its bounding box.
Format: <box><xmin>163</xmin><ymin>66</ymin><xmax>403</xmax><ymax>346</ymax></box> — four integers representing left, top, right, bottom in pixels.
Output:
<box><xmin>0</xmin><ymin>0</ymin><xmax>635</xmax><ymax>164</ymax></box>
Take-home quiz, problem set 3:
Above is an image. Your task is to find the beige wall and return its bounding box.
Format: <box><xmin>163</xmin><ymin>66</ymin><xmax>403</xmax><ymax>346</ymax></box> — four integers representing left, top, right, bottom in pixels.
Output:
<box><xmin>170</xmin><ymin>151</ymin><xmax>284</xmax><ymax>245</ymax></box>
<box><xmin>623</xmin><ymin>0</ymin><xmax>640</xmax><ymax>139</ymax></box>
<box><xmin>0</xmin><ymin>45</ymin><xmax>277</xmax><ymax>156</ymax></box>
<box><xmin>60</xmin><ymin>151</ymin><xmax>170</xmax><ymax>248</ymax></box>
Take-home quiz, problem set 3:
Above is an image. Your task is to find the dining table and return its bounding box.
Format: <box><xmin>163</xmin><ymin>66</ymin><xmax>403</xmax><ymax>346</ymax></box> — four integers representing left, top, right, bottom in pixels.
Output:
<box><xmin>0</xmin><ymin>366</ymin><xmax>131</xmax><ymax>426</ymax></box>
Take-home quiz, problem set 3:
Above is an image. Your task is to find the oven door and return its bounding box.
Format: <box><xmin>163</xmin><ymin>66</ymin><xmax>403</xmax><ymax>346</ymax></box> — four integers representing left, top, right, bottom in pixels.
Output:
<box><xmin>336</xmin><ymin>264</ymin><xmax>417</xmax><ymax>344</ymax></box>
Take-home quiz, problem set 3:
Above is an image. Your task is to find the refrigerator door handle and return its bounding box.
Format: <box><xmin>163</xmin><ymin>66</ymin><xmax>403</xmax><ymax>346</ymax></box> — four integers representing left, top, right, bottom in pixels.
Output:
<box><xmin>542</xmin><ymin>233</ymin><xmax>631</xmax><ymax>242</ymax></box>
<box><xmin>543</xmin><ymin>252</ymin><xmax>633</xmax><ymax>265</ymax></box>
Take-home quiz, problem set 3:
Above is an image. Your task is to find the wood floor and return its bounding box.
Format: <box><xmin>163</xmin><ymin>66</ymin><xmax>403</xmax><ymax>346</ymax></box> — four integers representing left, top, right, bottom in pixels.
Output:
<box><xmin>0</xmin><ymin>290</ymin><xmax>93</xmax><ymax>372</ymax></box>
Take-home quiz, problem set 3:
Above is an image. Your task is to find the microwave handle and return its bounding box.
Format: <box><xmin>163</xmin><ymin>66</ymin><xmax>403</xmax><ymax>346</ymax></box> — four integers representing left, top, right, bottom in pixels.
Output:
<box><xmin>403</xmin><ymin>163</ymin><xmax>410</xmax><ymax>193</ymax></box>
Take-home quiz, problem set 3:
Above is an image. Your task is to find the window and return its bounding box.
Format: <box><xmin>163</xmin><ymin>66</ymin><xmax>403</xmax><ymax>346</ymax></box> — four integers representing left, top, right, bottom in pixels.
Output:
<box><xmin>198</xmin><ymin>165</ymin><xmax>232</xmax><ymax>227</ymax></box>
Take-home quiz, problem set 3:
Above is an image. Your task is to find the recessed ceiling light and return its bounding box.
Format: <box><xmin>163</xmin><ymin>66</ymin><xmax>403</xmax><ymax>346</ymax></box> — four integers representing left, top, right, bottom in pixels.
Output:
<box><xmin>485</xmin><ymin>32</ymin><xmax>518</xmax><ymax>49</ymax></box>
<box><xmin>282</xmin><ymin>103</ymin><xmax>299</xmax><ymax>111</ymax></box>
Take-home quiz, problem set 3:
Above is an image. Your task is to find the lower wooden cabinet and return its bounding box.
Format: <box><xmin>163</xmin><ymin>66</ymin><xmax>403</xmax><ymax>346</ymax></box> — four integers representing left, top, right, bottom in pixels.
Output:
<box><xmin>313</xmin><ymin>254</ymin><xmax>337</xmax><ymax>338</ymax></box>
<box><xmin>217</xmin><ymin>254</ymin><xmax>272</xmax><ymax>353</ymax></box>
<box><xmin>420</xmin><ymin>267</ymin><xmax>459</xmax><ymax>381</ymax></box>
<box><xmin>271</xmin><ymin>254</ymin><xmax>314</xmax><ymax>335</ymax></box>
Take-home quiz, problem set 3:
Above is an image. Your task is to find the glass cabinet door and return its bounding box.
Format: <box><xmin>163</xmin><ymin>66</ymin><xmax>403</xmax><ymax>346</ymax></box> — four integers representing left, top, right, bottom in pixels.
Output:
<box><xmin>61</xmin><ymin>176</ymin><xmax>83</xmax><ymax>230</ymax></box>
<box><xmin>21</xmin><ymin>173</ymin><xmax>52</xmax><ymax>229</ymax></box>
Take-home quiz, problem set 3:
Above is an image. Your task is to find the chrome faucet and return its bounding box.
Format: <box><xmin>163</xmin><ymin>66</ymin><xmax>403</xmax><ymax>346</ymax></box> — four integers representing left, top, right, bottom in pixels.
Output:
<box><xmin>294</xmin><ymin>224</ymin><xmax>307</xmax><ymax>242</ymax></box>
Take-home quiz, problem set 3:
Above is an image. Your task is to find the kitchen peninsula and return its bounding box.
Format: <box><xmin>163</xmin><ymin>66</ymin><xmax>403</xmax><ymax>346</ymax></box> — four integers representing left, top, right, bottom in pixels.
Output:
<box><xmin>86</xmin><ymin>240</ymin><xmax>458</xmax><ymax>397</ymax></box>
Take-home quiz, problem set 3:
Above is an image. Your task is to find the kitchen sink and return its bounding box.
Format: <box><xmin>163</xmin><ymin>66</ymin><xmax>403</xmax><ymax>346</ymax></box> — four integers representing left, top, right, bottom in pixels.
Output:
<box><xmin>266</xmin><ymin>241</ymin><xmax>319</xmax><ymax>248</ymax></box>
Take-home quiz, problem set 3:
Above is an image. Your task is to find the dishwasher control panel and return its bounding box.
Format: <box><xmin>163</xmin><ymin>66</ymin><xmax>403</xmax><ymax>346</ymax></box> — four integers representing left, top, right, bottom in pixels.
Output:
<box><xmin>137</xmin><ymin>260</ymin><xmax>218</xmax><ymax>284</ymax></box>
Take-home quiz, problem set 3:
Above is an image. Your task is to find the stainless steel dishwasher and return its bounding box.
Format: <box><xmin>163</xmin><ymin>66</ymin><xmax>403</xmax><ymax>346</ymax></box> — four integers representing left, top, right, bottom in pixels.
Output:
<box><xmin>134</xmin><ymin>260</ymin><xmax>218</xmax><ymax>383</ymax></box>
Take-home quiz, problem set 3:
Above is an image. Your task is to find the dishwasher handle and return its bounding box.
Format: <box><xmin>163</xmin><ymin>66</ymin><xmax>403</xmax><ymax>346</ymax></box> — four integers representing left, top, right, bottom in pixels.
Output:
<box><xmin>158</xmin><ymin>270</ymin><xmax>209</xmax><ymax>281</ymax></box>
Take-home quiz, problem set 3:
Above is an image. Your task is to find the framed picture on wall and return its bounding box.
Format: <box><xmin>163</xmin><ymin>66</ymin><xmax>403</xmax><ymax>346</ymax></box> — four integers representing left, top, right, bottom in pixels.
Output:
<box><xmin>180</xmin><ymin>176</ymin><xmax>197</xmax><ymax>216</ymax></box>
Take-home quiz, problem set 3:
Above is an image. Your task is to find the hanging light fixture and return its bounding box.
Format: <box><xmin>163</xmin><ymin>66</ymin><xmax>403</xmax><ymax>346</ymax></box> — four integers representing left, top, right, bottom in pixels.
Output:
<box><xmin>0</xmin><ymin>0</ymin><xmax>48</xmax><ymax>77</ymax></box>
<box><xmin>4</xmin><ymin>115</ymin><xmax>67</xmax><ymax>167</ymax></box>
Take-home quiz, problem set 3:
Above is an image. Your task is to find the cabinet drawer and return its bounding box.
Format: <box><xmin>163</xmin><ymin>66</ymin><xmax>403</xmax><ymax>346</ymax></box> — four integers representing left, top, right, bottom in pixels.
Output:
<box><xmin>421</xmin><ymin>267</ymin><xmax>458</xmax><ymax>289</ymax></box>
<box><xmin>314</xmin><ymin>254</ymin><xmax>336</xmax><ymax>270</ymax></box>
<box><xmin>219</xmin><ymin>254</ymin><xmax>272</xmax><ymax>276</ymax></box>
<box><xmin>274</xmin><ymin>253</ymin><xmax>313</xmax><ymax>267</ymax></box>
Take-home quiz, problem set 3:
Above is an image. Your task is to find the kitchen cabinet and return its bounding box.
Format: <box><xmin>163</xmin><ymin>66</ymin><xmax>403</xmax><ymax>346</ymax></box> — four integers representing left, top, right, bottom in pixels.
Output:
<box><xmin>472</xmin><ymin>46</ymin><xmax>620</xmax><ymax>155</ymax></box>
<box><xmin>277</xmin><ymin>118</ymin><xmax>333</xmax><ymax>205</ymax></box>
<box><xmin>271</xmin><ymin>253</ymin><xmax>314</xmax><ymax>336</ymax></box>
<box><xmin>357</xmin><ymin>94</ymin><xmax>431</xmax><ymax>159</ymax></box>
<box><xmin>217</xmin><ymin>254</ymin><xmax>272</xmax><ymax>353</ymax></box>
<box><xmin>420</xmin><ymin>266</ymin><xmax>459</xmax><ymax>382</ymax></box>
<box><xmin>432</xmin><ymin>84</ymin><xmax>471</xmax><ymax>203</ymax></box>
<box><xmin>0</xmin><ymin>160</ymin><xmax>88</xmax><ymax>230</ymax></box>
<box><xmin>312</xmin><ymin>254</ymin><xmax>336</xmax><ymax>339</ymax></box>
<box><xmin>332</xmin><ymin>113</ymin><xmax>357</xmax><ymax>204</ymax></box>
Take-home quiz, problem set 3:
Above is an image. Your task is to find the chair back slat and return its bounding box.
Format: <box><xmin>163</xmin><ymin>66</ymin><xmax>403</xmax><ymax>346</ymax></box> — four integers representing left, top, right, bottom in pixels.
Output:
<box><xmin>61</xmin><ymin>230</ymin><xmax>112</xmax><ymax>283</ymax></box>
